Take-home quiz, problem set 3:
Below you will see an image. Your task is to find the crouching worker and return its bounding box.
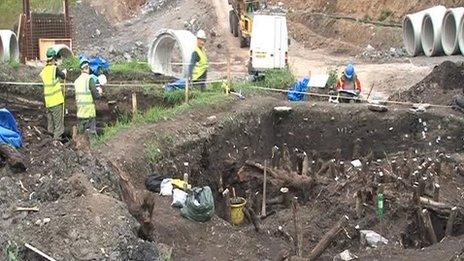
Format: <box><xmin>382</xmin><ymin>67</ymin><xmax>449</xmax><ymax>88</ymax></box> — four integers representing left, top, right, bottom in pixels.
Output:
<box><xmin>74</xmin><ymin>59</ymin><xmax>102</xmax><ymax>135</ymax></box>
<box><xmin>335</xmin><ymin>64</ymin><xmax>362</xmax><ymax>102</ymax></box>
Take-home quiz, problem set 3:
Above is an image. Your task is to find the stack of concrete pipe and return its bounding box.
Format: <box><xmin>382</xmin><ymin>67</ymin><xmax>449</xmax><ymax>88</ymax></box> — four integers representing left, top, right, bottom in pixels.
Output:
<box><xmin>0</xmin><ymin>30</ymin><xmax>19</xmax><ymax>62</ymax></box>
<box><xmin>403</xmin><ymin>6</ymin><xmax>464</xmax><ymax>56</ymax></box>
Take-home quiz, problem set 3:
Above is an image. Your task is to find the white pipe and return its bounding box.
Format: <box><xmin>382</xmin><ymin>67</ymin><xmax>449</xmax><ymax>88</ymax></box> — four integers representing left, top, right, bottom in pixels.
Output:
<box><xmin>457</xmin><ymin>10</ymin><xmax>464</xmax><ymax>55</ymax></box>
<box><xmin>0</xmin><ymin>30</ymin><xmax>19</xmax><ymax>62</ymax></box>
<box><xmin>421</xmin><ymin>5</ymin><xmax>447</xmax><ymax>57</ymax></box>
<box><xmin>442</xmin><ymin>8</ymin><xmax>464</xmax><ymax>55</ymax></box>
<box><xmin>403</xmin><ymin>9</ymin><xmax>429</xmax><ymax>56</ymax></box>
<box><xmin>148</xmin><ymin>29</ymin><xmax>196</xmax><ymax>78</ymax></box>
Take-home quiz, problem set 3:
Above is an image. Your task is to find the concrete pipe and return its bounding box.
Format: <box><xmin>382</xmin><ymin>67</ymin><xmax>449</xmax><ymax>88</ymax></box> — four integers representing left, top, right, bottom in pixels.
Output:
<box><xmin>0</xmin><ymin>30</ymin><xmax>19</xmax><ymax>62</ymax></box>
<box><xmin>442</xmin><ymin>8</ymin><xmax>464</xmax><ymax>56</ymax></box>
<box><xmin>403</xmin><ymin>8</ymin><xmax>430</xmax><ymax>56</ymax></box>
<box><xmin>457</xmin><ymin>10</ymin><xmax>464</xmax><ymax>55</ymax></box>
<box><xmin>51</xmin><ymin>44</ymin><xmax>73</xmax><ymax>59</ymax></box>
<box><xmin>421</xmin><ymin>5</ymin><xmax>447</xmax><ymax>57</ymax></box>
<box><xmin>148</xmin><ymin>29</ymin><xmax>196</xmax><ymax>78</ymax></box>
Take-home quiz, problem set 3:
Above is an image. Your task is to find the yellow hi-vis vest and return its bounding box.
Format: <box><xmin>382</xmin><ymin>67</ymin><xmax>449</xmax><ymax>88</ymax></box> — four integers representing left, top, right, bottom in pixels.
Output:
<box><xmin>40</xmin><ymin>65</ymin><xmax>64</xmax><ymax>108</ymax></box>
<box><xmin>192</xmin><ymin>46</ymin><xmax>208</xmax><ymax>81</ymax></box>
<box><xmin>74</xmin><ymin>73</ymin><xmax>96</xmax><ymax>119</ymax></box>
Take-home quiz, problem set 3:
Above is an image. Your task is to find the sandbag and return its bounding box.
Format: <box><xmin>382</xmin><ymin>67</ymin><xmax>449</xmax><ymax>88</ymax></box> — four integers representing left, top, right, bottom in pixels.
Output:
<box><xmin>181</xmin><ymin>186</ymin><xmax>215</xmax><ymax>222</ymax></box>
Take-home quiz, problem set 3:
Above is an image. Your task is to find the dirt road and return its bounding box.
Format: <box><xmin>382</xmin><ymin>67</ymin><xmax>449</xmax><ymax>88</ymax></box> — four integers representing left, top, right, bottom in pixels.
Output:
<box><xmin>207</xmin><ymin>0</ymin><xmax>464</xmax><ymax>99</ymax></box>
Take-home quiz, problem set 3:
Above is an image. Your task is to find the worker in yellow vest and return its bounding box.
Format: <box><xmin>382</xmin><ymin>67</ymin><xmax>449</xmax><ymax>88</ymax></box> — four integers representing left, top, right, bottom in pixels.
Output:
<box><xmin>74</xmin><ymin>59</ymin><xmax>102</xmax><ymax>135</ymax></box>
<box><xmin>188</xmin><ymin>29</ymin><xmax>209</xmax><ymax>91</ymax></box>
<box><xmin>40</xmin><ymin>48</ymin><xmax>67</xmax><ymax>140</ymax></box>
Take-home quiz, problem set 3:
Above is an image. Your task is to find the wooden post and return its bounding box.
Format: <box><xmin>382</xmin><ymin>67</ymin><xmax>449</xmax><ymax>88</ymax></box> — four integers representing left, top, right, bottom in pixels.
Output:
<box><xmin>132</xmin><ymin>92</ymin><xmax>138</xmax><ymax>119</ymax></box>
<box><xmin>185</xmin><ymin>80</ymin><xmax>190</xmax><ymax>103</ymax></box>
<box><xmin>355</xmin><ymin>190</ymin><xmax>363</xmax><ymax>219</ymax></box>
<box><xmin>301</xmin><ymin>153</ymin><xmax>310</xmax><ymax>176</ymax></box>
<box><xmin>445</xmin><ymin>207</ymin><xmax>458</xmax><ymax>237</ymax></box>
<box><xmin>72</xmin><ymin>125</ymin><xmax>77</xmax><ymax>142</ymax></box>
<box><xmin>308</xmin><ymin>215</ymin><xmax>349</xmax><ymax>260</ymax></box>
<box><xmin>292</xmin><ymin>200</ymin><xmax>303</xmax><ymax>257</ymax></box>
<box><xmin>421</xmin><ymin>209</ymin><xmax>438</xmax><ymax>244</ymax></box>
<box><xmin>261</xmin><ymin>160</ymin><xmax>267</xmax><ymax>217</ymax></box>
<box><xmin>226</xmin><ymin>57</ymin><xmax>231</xmax><ymax>94</ymax></box>
<box><xmin>433</xmin><ymin>183</ymin><xmax>440</xmax><ymax>201</ymax></box>
<box><xmin>281</xmin><ymin>187</ymin><xmax>291</xmax><ymax>208</ymax></box>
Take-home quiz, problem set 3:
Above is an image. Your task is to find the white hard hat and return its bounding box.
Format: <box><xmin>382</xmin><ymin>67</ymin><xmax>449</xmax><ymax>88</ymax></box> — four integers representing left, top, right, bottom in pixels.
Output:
<box><xmin>196</xmin><ymin>30</ymin><xmax>207</xmax><ymax>40</ymax></box>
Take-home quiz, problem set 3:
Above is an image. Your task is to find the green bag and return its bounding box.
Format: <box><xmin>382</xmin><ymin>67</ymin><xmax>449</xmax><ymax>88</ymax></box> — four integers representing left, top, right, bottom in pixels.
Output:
<box><xmin>181</xmin><ymin>186</ymin><xmax>215</xmax><ymax>222</ymax></box>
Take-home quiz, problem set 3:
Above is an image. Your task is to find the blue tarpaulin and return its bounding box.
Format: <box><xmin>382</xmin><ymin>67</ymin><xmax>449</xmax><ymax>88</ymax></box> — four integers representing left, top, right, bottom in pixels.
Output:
<box><xmin>79</xmin><ymin>55</ymin><xmax>110</xmax><ymax>75</ymax></box>
<box><xmin>288</xmin><ymin>77</ymin><xmax>310</xmax><ymax>101</ymax></box>
<box><xmin>165</xmin><ymin>78</ymin><xmax>186</xmax><ymax>91</ymax></box>
<box><xmin>0</xmin><ymin>108</ymin><xmax>22</xmax><ymax>148</ymax></box>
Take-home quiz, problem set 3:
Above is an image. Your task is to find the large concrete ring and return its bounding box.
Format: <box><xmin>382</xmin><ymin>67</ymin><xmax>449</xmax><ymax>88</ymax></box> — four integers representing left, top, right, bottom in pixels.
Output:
<box><xmin>0</xmin><ymin>30</ymin><xmax>19</xmax><ymax>62</ymax></box>
<box><xmin>148</xmin><ymin>29</ymin><xmax>196</xmax><ymax>78</ymax></box>
<box><xmin>51</xmin><ymin>44</ymin><xmax>74</xmax><ymax>59</ymax></box>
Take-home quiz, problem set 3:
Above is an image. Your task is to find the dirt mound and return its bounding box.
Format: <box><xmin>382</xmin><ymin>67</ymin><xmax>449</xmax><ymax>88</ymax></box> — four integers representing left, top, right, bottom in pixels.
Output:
<box><xmin>391</xmin><ymin>61</ymin><xmax>464</xmax><ymax>105</ymax></box>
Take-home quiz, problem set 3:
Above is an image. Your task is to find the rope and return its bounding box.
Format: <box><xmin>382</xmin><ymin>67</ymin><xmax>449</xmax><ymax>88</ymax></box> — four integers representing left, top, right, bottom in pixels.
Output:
<box><xmin>244</xmin><ymin>85</ymin><xmax>453</xmax><ymax>109</ymax></box>
<box><xmin>0</xmin><ymin>80</ymin><xmax>453</xmax><ymax>109</ymax></box>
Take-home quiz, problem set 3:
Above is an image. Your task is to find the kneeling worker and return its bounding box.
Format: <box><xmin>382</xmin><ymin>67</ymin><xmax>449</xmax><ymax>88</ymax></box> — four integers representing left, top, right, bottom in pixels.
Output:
<box><xmin>188</xmin><ymin>29</ymin><xmax>209</xmax><ymax>91</ymax></box>
<box><xmin>74</xmin><ymin>59</ymin><xmax>102</xmax><ymax>135</ymax></box>
<box><xmin>336</xmin><ymin>64</ymin><xmax>362</xmax><ymax>94</ymax></box>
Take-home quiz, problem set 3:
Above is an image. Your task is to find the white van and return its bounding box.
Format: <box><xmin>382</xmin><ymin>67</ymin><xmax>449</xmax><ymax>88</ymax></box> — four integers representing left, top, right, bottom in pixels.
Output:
<box><xmin>249</xmin><ymin>11</ymin><xmax>289</xmax><ymax>75</ymax></box>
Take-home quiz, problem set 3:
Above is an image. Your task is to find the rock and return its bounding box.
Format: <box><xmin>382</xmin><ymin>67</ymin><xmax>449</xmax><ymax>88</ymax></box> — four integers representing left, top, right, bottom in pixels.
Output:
<box><xmin>360</xmin><ymin>230</ymin><xmax>388</xmax><ymax>248</ymax></box>
<box><xmin>95</xmin><ymin>29</ymin><xmax>101</xmax><ymax>36</ymax></box>
<box><xmin>109</xmin><ymin>45</ymin><xmax>116</xmax><ymax>54</ymax></box>
<box><xmin>123</xmin><ymin>53</ymin><xmax>132</xmax><ymax>61</ymax></box>
<box><xmin>333</xmin><ymin>250</ymin><xmax>358</xmax><ymax>261</ymax></box>
<box><xmin>43</xmin><ymin>217</ymin><xmax>51</xmax><ymax>224</ymax></box>
<box><xmin>368</xmin><ymin>104</ymin><xmax>388</xmax><ymax>112</ymax></box>
<box><xmin>351</xmin><ymin>160</ymin><xmax>362</xmax><ymax>169</ymax></box>
<box><xmin>365</xmin><ymin>44</ymin><xmax>375</xmax><ymax>52</ymax></box>
<box><xmin>135</xmin><ymin>41</ymin><xmax>143</xmax><ymax>48</ymax></box>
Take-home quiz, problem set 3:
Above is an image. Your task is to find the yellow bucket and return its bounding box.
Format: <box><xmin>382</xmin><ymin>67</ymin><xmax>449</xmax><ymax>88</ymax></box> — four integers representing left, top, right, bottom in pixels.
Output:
<box><xmin>230</xmin><ymin>197</ymin><xmax>247</xmax><ymax>225</ymax></box>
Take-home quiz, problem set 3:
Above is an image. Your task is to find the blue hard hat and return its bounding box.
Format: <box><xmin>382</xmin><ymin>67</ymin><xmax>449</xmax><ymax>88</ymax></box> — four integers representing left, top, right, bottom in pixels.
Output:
<box><xmin>344</xmin><ymin>64</ymin><xmax>355</xmax><ymax>79</ymax></box>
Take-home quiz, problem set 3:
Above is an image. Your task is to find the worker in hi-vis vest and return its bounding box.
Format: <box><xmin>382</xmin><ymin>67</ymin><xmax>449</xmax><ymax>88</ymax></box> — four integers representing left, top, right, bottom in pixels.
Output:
<box><xmin>188</xmin><ymin>29</ymin><xmax>209</xmax><ymax>91</ymax></box>
<box><xmin>40</xmin><ymin>48</ymin><xmax>67</xmax><ymax>140</ymax></box>
<box><xmin>74</xmin><ymin>59</ymin><xmax>102</xmax><ymax>135</ymax></box>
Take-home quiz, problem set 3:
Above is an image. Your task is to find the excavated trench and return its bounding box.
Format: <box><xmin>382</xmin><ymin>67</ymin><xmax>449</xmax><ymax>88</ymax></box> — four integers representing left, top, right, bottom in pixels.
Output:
<box><xmin>154</xmin><ymin>104</ymin><xmax>464</xmax><ymax>250</ymax></box>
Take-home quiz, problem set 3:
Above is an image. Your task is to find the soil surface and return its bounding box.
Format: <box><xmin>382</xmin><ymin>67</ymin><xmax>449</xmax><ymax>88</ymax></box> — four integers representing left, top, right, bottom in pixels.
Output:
<box><xmin>391</xmin><ymin>61</ymin><xmax>464</xmax><ymax>105</ymax></box>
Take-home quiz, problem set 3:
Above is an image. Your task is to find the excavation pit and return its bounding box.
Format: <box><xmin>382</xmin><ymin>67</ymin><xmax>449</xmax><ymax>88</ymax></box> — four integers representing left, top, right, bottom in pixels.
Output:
<box><xmin>153</xmin><ymin>102</ymin><xmax>464</xmax><ymax>255</ymax></box>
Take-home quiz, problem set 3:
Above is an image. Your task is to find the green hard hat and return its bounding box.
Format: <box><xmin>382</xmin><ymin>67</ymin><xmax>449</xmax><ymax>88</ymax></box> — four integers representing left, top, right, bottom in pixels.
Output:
<box><xmin>46</xmin><ymin>48</ymin><xmax>57</xmax><ymax>60</ymax></box>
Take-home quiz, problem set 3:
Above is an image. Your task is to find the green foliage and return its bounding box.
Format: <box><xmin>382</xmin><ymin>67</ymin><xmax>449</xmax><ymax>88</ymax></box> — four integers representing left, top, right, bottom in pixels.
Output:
<box><xmin>326</xmin><ymin>68</ymin><xmax>339</xmax><ymax>90</ymax></box>
<box><xmin>6</xmin><ymin>242</ymin><xmax>18</xmax><ymax>261</ymax></box>
<box><xmin>378</xmin><ymin>9</ymin><xmax>393</xmax><ymax>22</ymax></box>
<box><xmin>163</xmin><ymin>90</ymin><xmax>198</xmax><ymax>106</ymax></box>
<box><xmin>110</xmin><ymin>61</ymin><xmax>151</xmax><ymax>74</ymax></box>
<box><xmin>8</xmin><ymin>60</ymin><xmax>20</xmax><ymax>69</ymax></box>
<box><xmin>145</xmin><ymin>141</ymin><xmax>162</xmax><ymax>164</ymax></box>
<box><xmin>0</xmin><ymin>0</ymin><xmax>76</xmax><ymax>29</ymax></box>
<box><xmin>257</xmin><ymin>68</ymin><xmax>295</xmax><ymax>89</ymax></box>
<box><xmin>61</xmin><ymin>56</ymin><xmax>80</xmax><ymax>71</ymax></box>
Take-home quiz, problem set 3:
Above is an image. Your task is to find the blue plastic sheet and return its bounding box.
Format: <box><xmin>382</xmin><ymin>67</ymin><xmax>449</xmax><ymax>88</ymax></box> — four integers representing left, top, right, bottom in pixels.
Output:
<box><xmin>288</xmin><ymin>77</ymin><xmax>310</xmax><ymax>101</ymax></box>
<box><xmin>79</xmin><ymin>55</ymin><xmax>110</xmax><ymax>75</ymax></box>
<box><xmin>0</xmin><ymin>108</ymin><xmax>22</xmax><ymax>148</ymax></box>
<box><xmin>165</xmin><ymin>78</ymin><xmax>186</xmax><ymax>91</ymax></box>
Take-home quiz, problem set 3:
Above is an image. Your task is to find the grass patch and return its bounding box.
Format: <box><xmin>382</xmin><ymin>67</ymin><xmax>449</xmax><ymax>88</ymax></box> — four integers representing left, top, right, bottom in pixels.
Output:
<box><xmin>61</xmin><ymin>56</ymin><xmax>80</xmax><ymax>71</ymax></box>
<box><xmin>326</xmin><ymin>68</ymin><xmax>339</xmax><ymax>90</ymax></box>
<box><xmin>92</xmin><ymin>87</ymin><xmax>230</xmax><ymax>146</ymax></box>
<box><xmin>110</xmin><ymin>61</ymin><xmax>151</xmax><ymax>74</ymax></box>
<box><xmin>8</xmin><ymin>60</ymin><xmax>20</xmax><ymax>69</ymax></box>
<box><xmin>257</xmin><ymin>68</ymin><xmax>295</xmax><ymax>89</ymax></box>
<box><xmin>0</xmin><ymin>0</ymin><xmax>76</xmax><ymax>29</ymax></box>
<box><xmin>163</xmin><ymin>89</ymin><xmax>198</xmax><ymax>105</ymax></box>
<box><xmin>145</xmin><ymin>141</ymin><xmax>162</xmax><ymax>165</ymax></box>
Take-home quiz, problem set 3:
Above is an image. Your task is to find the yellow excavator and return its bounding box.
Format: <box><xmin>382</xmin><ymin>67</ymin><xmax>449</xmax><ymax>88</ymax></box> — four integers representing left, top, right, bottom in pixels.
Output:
<box><xmin>228</xmin><ymin>0</ymin><xmax>262</xmax><ymax>47</ymax></box>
